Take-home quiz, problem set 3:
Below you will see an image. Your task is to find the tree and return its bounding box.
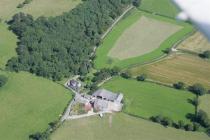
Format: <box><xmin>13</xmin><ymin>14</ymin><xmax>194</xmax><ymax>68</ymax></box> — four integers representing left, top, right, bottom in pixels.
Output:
<box><xmin>161</xmin><ymin>117</ymin><xmax>173</xmax><ymax>127</ymax></box>
<box><xmin>201</xmin><ymin>50</ymin><xmax>210</xmax><ymax>59</ymax></box>
<box><xmin>185</xmin><ymin>124</ymin><xmax>194</xmax><ymax>131</ymax></box>
<box><xmin>177</xmin><ymin>120</ymin><xmax>185</xmax><ymax>129</ymax></box>
<box><xmin>189</xmin><ymin>83</ymin><xmax>206</xmax><ymax>96</ymax></box>
<box><xmin>173</xmin><ymin>82</ymin><xmax>185</xmax><ymax>90</ymax></box>
<box><xmin>121</xmin><ymin>72</ymin><xmax>131</xmax><ymax>79</ymax></box>
<box><xmin>133</xmin><ymin>0</ymin><xmax>141</xmax><ymax>7</ymax></box>
<box><xmin>0</xmin><ymin>75</ymin><xmax>8</xmax><ymax>87</ymax></box>
<box><xmin>137</xmin><ymin>74</ymin><xmax>147</xmax><ymax>81</ymax></box>
<box><xmin>193</xmin><ymin>122</ymin><xmax>200</xmax><ymax>131</ymax></box>
<box><xmin>192</xmin><ymin>97</ymin><xmax>200</xmax><ymax>106</ymax></box>
<box><xmin>196</xmin><ymin>110</ymin><xmax>210</xmax><ymax>128</ymax></box>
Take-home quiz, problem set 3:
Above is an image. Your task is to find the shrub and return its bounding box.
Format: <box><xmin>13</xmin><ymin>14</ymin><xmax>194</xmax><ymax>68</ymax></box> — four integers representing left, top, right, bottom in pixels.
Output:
<box><xmin>17</xmin><ymin>3</ymin><xmax>24</xmax><ymax>8</ymax></box>
<box><xmin>189</xmin><ymin>83</ymin><xmax>206</xmax><ymax>96</ymax></box>
<box><xmin>133</xmin><ymin>0</ymin><xmax>141</xmax><ymax>7</ymax></box>
<box><xmin>120</xmin><ymin>72</ymin><xmax>131</xmax><ymax>79</ymax></box>
<box><xmin>0</xmin><ymin>75</ymin><xmax>8</xmax><ymax>87</ymax></box>
<box><xmin>161</xmin><ymin>117</ymin><xmax>173</xmax><ymax>127</ymax></box>
<box><xmin>177</xmin><ymin>120</ymin><xmax>185</xmax><ymax>129</ymax></box>
<box><xmin>192</xmin><ymin>97</ymin><xmax>200</xmax><ymax>106</ymax></box>
<box><xmin>173</xmin><ymin>82</ymin><xmax>185</xmax><ymax>90</ymax></box>
<box><xmin>196</xmin><ymin>110</ymin><xmax>210</xmax><ymax>128</ymax></box>
<box><xmin>136</xmin><ymin>74</ymin><xmax>147</xmax><ymax>81</ymax></box>
<box><xmin>200</xmin><ymin>50</ymin><xmax>210</xmax><ymax>59</ymax></box>
<box><xmin>193</xmin><ymin>123</ymin><xmax>201</xmax><ymax>131</ymax></box>
<box><xmin>185</xmin><ymin>124</ymin><xmax>194</xmax><ymax>131</ymax></box>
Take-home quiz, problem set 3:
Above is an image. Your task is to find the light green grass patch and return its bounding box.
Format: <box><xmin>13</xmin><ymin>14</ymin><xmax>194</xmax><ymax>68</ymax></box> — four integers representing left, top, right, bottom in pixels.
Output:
<box><xmin>139</xmin><ymin>0</ymin><xmax>179</xmax><ymax>18</ymax></box>
<box><xmin>0</xmin><ymin>71</ymin><xmax>71</xmax><ymax>140</ymax></box>
<box><xmin>102</xmin><ymin>77</ymin><xmax>195</xmax><ymax>122</ymax></box>
<box><xmin>0</xmin><ymin>0</ymin><xmax>81</xmax><ymax>20</ymax></box>
<box><xmin>0</xmin><ymin>23</ymin><xmax>18</xmax><ymax>69</ymax></box>
<box><xmin>199</xmin><ymin>95</ymin><xmax>210</xmax><ymax>117</ymax></box>
<box><xmin>94</xmin><ymin>9</ymin><xmax>193</xmax><ymax>69</ymax></box>
<box><xmin>108</xmin><ymin>16</ymin><xmax>182</xmax><ymax>60</ymax></box>
<box><xmin>51</xmin><ymin>113</ymin><xmax>209</xmax><ymax>140</ymax></box>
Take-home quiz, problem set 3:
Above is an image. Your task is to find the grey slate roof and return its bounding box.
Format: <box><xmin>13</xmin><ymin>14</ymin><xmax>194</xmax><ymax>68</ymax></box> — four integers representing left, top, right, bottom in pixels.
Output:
<box><xmin>92</xmin><ymin>89</ymin><xmax>119</xmax><ymax>101</ymax></box>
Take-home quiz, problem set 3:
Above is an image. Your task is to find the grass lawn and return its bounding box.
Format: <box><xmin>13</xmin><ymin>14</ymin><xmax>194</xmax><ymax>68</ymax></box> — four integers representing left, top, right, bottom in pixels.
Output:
<box><xmin>108</xmin><ymin>16</ymin><xmax>182</xmax><ymax>60</ymax></box>
<box><xmin>0</xmin><ymin>23</ymin><xmax>18</xmax><ymax>69</ymax></box>
<box><xmin>0</xmin><ymin>0</ymin><xmax>81</xmax><ymax>20</ymax></box>
<box><xmin>129</xmin><ymin>54</ymin><xmax>210</xmax><ymax>89</ymax></box>
<box><xmin>178</xmin><ymin>32</ymin><xmax>210</xmax><ymax>53</ymax></box>
<box><xmin>94</xmin><ymin>9</ymin><xmax>193</xmax><ymax>69</ymax></box>
<box><xmin>102</xmin><ymin>77</ymin><xmax>195</xmax><ymax>123</ymax></box>
<box><xmin>139</xmin><ymin>0</ymin><xmax>179</xmax><ymax>18</ymax></box>
<box><xmin>199</xmin><ymin>95</ymin><xmax>210</xmax><ymax>117</ymax></box>
<box><xmin>0</xmin><ymin>71</ymin><xmax>72</xmax><ymax>140</ymax></box>
<box><xmin>50</xmin><ymin>113</ymin><xmax>209</xmax><ymax>140</ymax></box>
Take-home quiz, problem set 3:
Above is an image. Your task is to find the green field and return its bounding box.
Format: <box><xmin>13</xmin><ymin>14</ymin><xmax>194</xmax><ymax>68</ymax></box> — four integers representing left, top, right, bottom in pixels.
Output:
<box><xmin>102</xmin><ymin>77</ymin><xmax>195</xmax><ymax>122</ymax></box>
<box><xmin>0</xmin><ymin>71</ymin><xmax>71</xmax><ymax>140</ymax></box>
<box><xmin>94</xmin><ymin>9</ymin><xmax>193</xmax><ymax>69</ymax></box>
<box><xmin>108</xmin><ymin>16</ymin><xmax>182</xmax><ymax>60</ymax></box>
<box><xmin>51</xmin><ymin>113</ymin><xmax>209</xmax><ymax>140</ymax></box>
<box><xmin>0</xmin><ymin>23</ymin><xmax>18</xmax><ymax>69</ymax></box>
<box><xmin>139</xmin><ymin>0</ymin><xmax>179</xmax><ymax>18</ymax></box>
<box><xmin>0</xmin><ymin>0</ymin><xmax>81</xmax><ymax>20</ymax></box>
<box><xmin>199</xmin><ymin>95</ymin><xmax>210</xmax><ymax>117</ymax></box>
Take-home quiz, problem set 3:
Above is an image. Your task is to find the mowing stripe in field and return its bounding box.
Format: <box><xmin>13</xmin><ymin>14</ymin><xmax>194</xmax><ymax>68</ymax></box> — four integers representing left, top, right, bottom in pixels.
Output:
<box><xmin>94</xmin><ymin>9</ymin><xmax>194</xmax><ymax>69</ymax></box>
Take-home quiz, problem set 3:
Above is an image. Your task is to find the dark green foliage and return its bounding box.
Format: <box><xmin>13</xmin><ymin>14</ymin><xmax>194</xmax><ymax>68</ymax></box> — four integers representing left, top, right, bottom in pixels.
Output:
<box><xmin>133</xmin><ymin>0</ymin><xmax>141</xmax><ymax>7</ymax></box>
<box><xmin>7</xmin><ymin>0</ymin><xmax>132</xmax><ymax>81</ymax></box>
<box><xmin>136</xmin><ymin>74</ymin><xmax>147</xmax><ymax>81</ymax></box>
<box><xmin>189</xmin><ymin>83</ymin><xmax>206</xmax><ymax>96</ymax></box>
<box><xmin>177</xmin><ymin>120</ymin><xmax>185</xmax><ymax>129</ymax></box>
<box><xmin>0</xmin><ymin>75</ymin><xmax>8</xmax><ymax>87</ymax></box>
<box><xmin>173</xmin><ymin>82</ymin><xmax>185</xmax><ymax>90</ymax></box>
<box><xmin>184</xmin><ymin>124</ymin><xmax>194</xmax><ymax>131</ymax></box>
<box><xmin>121</xmin><ymin>72</ymin><xmax>131</xmax><ymax>79</ymax></box>
<box><xmin>200</xmin><ymin>50</ymin><xmax>210</xmax><ymax>59</ymax></box>
<box><xmin>29</xmin><ymin>132</ymin><xmax>48</xmax><ymax>140</ymax></box>
<box><xmin>161</xmin><ymin>117</ymin><xmax>173</xmax><ymax>127</ymax></box>
<box><xmin>193</xmin><ymin>122</ymin><xmax>200</xmax><ymax>131</ymax></box>
<box><xmin>195</xmin><ymin>110</ymin><xmax>210</xmax><ymax>128</ymax></box>
<box><xmin>192</xmin><ymin>97</ymin><xmax>200</xmax><ymax>106</ymax></box>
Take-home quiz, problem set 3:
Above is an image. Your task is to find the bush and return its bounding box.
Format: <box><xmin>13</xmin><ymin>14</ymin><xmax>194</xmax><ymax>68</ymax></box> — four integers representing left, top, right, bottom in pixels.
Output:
<box><xmin>173</xmin><ymin>82</ymin><xmax>185</xmax><ymax>90</ymax></box>
<box><xmin>200</xmin><ymin>50</ymin><xmax>210</xmax><ymax>59</ymax></box>
<box><xmin>193</xmin><ymin>123</ymin><xmax>201</xmax><ymax>131</ymax></box>
<box><xmin>189</xmin><ymin>83</ymin><xmax>206</xmax><ymax>96</ymax></box>
<box><xmin>120</xmin><ymin>72</ymin><xmax>131</xmax><ymax>79</ymax></box>
<box><xmin>192</xmin><ymin>97</ymin><xmax>200</xmax><ymax>106</ymax></box>
<box><xmin>17</xmin><ymin>3</ymin><xmax>24</xmax><ymax>8</ymax></box>
<box><xmin>0</xmin><ymin>75</ymin><xmax>8</xmax><ymax>87</ymax></box>
<box><xmin>136</xmin><ymin>74</ymin><xmax>147</xmax><ymax>81</ymax></box>
<box><xmin>161</xmin><ymin>117</ymin><xmax>173</xmax><ymax>127</ymax></box>
<box><xmin>133</xmin><ymin>0</ymin><xmax>141</xmax><ymax>7</ymax></box>
<box><xmin>177</xmin><ymin>120</ymin><xmax>185</xmax><ymax>129</ymax></box>
<box><xmin>196</xmin><ymin>110</ymin><xmax>210</xmax><ymax>128</ymax></box>
<box><xmin>185</xmin><ymin>124</ymin><xmax>194</xmax><ymax>131</ymax></box>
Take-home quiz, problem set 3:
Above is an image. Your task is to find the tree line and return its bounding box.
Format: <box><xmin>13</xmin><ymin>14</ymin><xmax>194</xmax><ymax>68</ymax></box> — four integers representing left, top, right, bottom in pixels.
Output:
<box><xmin>7</xmin><ymin>0</ymin><xmax>133</xmax><ymax>81</ymax></box>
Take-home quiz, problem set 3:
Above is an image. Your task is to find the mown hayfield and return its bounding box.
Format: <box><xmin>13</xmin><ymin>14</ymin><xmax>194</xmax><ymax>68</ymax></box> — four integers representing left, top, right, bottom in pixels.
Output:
<box><xmin>178</xmin><ymin>32</ymin><xmax>210</xmax><ymax>53</ymax></box>
<box><xmin>0</xmin><ymin>71</ymin><xmax>71</xmax><ymax>140</ymax></box>
<box><xmin>51</xmin><ymin>113</ymin><xmax>209</xmax><ymax>140</ymax></box>
<box><xmin>199</xmin><ymin>95</ymin><xmax>210</xmax><ymax>117</ymax></box>
<box><xmin>102</xmin><ymin>77</ymin><xmax>194</xmax><ymax>122</ymax></box>
<box><xmin>139</xmin><ymin>0</ymin><xmax>179</xmax><ymax>18</ymax></box>
<box><xmin>0</xmin><ymin>0</ymin><xmax>81</xmax><ymax>20</ymax></box>
<box><xmin>129</xmin><ymin>54</ymin><xmax>210</xmax><ymax>89</ymax></box>
<box><xmin>108</xmin><ymin>16</ymin><xmax>182</xmax><ymax>60</ymax></box>
<box><xmin>0</xmin><ymin>23</ymin><xmax>18</xmax><ymax>69</ymax></box>
<box><xmin>94</xmin><ymin>9</ymin><xmax>193</xmax><ymax>69</ymax></box>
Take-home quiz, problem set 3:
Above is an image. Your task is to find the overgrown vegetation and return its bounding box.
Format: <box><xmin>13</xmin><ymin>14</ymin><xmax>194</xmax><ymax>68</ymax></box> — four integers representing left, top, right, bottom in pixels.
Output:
<box><xmin>17</xmin><ymin>0</ymin><xmax>33</xmax><ymax>8</ymax></box>
<box><xmin>7</xmin><ymin>0</ymin><xmax>132</xmax><ymax>81</ymax></box>
<box><xmin>0</xmin><ymin>75</ymin><xmax>8</xmax><ymax>87</ymax></box>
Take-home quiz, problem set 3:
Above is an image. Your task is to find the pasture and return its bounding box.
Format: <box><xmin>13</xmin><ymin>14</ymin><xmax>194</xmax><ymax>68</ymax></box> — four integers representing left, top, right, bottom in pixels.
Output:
<box><xmin>199</xmin><ymin>95</ymin><xmax>210</xmax><ymax>117</ymax></box>
<box><xmin>0</xmin><ymin>71</ymin><xmax>71</xmax><ymax>140</ymax></box>
<box><xmin>94</xmin><ymin>9</ymin><xmax>193</xmax><ymax>69</ymax></box>
<box><xmin>108</xmin><ymin>16</ymin><xmax>182</xmax><ymax>60</ymax></box>
<box><xmin>0</xmin><ymin>0</ymin><xmax>81</xmax><ymax>20</ymax></box>
<box><xmin>178</xmin><ymin>32</ymin><xmax>210</xmax><ymax>53</ymax></box>
<box><xmin>139</xmin><ymin>0</ymin><xmax>179</xmax><ymax>18</ymax></box>
<box><xmin>50</xmin><ymin>113</ymin><xmax>209</xmax><ymax>140</ymax></box>
<box><xmin>0</xmin><ymin>23</ymin><xmax>18</xmax><ymax>69</ymax></box>
<box><xmin>129</xmin><ymin>54</ymin><xmax>210</xmax><ymax>89</ymax></box>
<box><xmin>102</xmin><ymin>77</ymin><xmax>194</xmax><ymax>122</ymax></box>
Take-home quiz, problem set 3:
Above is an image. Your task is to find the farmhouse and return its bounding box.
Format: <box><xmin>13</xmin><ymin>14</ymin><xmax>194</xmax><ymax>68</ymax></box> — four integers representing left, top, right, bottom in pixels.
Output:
<box><xmin>67</xmin><ymin>80</ymin><xmax>81</xmax><ymax>90</ymax></box>
<box><xmin>92</xmin><ymin>89</ymin><xmax>123</xmax><ymax>112</ymax></box>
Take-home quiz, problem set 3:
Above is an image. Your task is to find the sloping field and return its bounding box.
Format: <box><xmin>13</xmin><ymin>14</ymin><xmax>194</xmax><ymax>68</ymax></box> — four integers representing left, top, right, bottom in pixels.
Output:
<box><xmin>178</xmin><ymin>32</ymin><xmax>210</xmax><ymax>53</ymax></box>
<box><xmin>51</xmin><ymin>113</ymin><xmax>209</xmax><ymax>140</ymax></box>
<box><xmin>0</xmin><ymin>23</ymin><xmax>18</xmax><ymax>69</ymax></box>
<box><xmin>102</xmin><ymin>77</ymin><xmax>194</xmax><ymax>122</ymax></box>
<box><xmin>129</xmin><ymin>54</ymin><xmax>210</xmax><ymax>89</ymax></box>
<box><xmin>94</xmin><ymin>9</ymin><xmax>193</xmax><ymax>69</ymax></box>
<box><xmin>0</xmin><ymin>71</ymin><xmax>71</xmax><ymax>140</ymax></box>
<box><xmin>108</xmin><ymin>16</ymin><xmax>182</xmax><ymax>60</ymax></box>
<box><xmin>0</xmin><ymin>0</ymin><xmax>81</xmax><ymax>20</ymax></box>
<box><xmin>199</xmin><ymin>95</ymin><xmax>210</xmax><ymax>117</ymax></box>
<box><xmin>139</xmin><ymin>0</ymin><xmax>179</xmax><ymax>18</ymax></box>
